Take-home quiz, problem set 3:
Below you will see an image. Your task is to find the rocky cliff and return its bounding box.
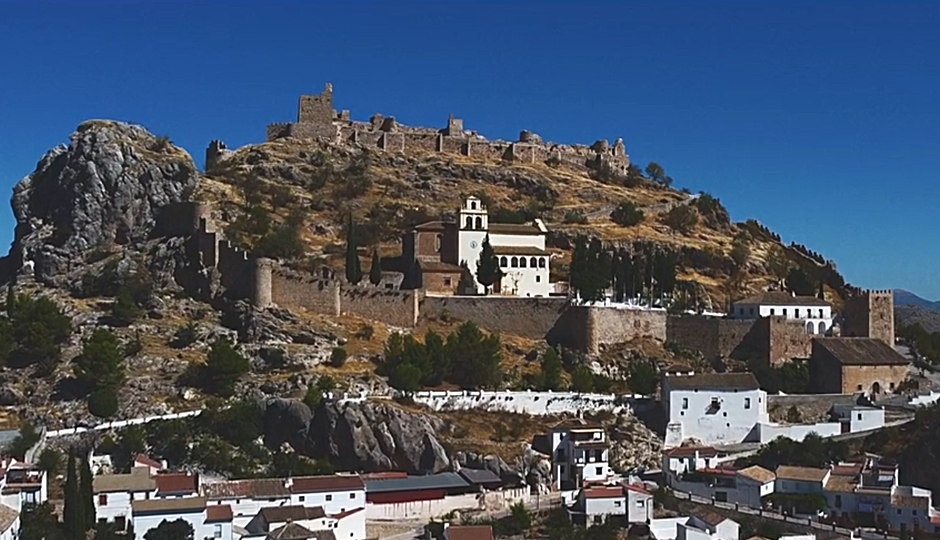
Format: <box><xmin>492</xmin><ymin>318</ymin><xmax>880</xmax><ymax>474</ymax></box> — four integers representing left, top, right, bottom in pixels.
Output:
<box><xmin>10</xmin><ymin>120</ymin><xmax>197</xmax><ymax>286</ymax></box>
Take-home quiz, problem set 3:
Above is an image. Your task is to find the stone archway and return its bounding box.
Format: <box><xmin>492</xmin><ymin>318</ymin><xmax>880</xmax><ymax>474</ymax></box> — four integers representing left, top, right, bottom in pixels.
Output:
<box><xmin>818</xmin><ymin>321</ymin><xmax>827</xmax><ymax>334</ymax></box>
<box><xmin>806</xmin><ymin>321</ymin><xmax>816</xmax><ymax>334</ymax></box>
<box><xmin>871</xmin><ymin>381</ymin><xmax>882</xmax><ymax>396</ymax></box>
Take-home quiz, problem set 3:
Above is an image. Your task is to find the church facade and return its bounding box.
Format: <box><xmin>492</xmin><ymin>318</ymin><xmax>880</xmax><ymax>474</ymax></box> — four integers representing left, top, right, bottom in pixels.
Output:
<box><xmin>401</xmin><ymin>197</ymin><xmax>553</xmax><ymax>297</ymax></box>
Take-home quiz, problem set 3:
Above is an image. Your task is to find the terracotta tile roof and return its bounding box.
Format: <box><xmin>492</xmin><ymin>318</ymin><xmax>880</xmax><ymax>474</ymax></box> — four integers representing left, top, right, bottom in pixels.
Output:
<box><xmin>290</xmin><ymin>474</ymin><xmax>365</xmax><ymax>494</ymax></box>
<box><xmin>736</xmin><ymin>292</ymin><xmax>831</xmax><ymax>307</ymax></box>
<box><xmin>330</xmin><ymin>507</ymin><xmax>365</xmax><ymax>520</ymax></box>
<box><xmin>155</xmin><ymin>472</ymin><xmax>198</xmax><ymax>495</ymax></box>
<box><xmin>203</xmin><ymin>478</ymin><xmax>291</xmax><ymax>500</ymax></box>
<box><xmin>418</xmin><ymin>260</ymin><xmax>464</xmax><ymax>273</ymax></box>
<box><xmin>831</xmin><ymin>463</ymin><xmax>864</xmax><ymax>476</ymax></box>
<box><xmin>268</xmin><ymin>522</ymin><xmax>329</xmax><ymax>540</ymax></box>
<box><xmin>663</xmin><ymin>446</ymin><xmax>718</xmax><ymax>457</ymax></box>
<box><xmin>825</xmin><ymin>475</ymin><xmax>859</xmax><ymax>493</ymax></box>
<box><xmin>205</xmin><ymin>504</ymin><xmax>233</xmax><ymax>523</ymax></box>
<box><xmin>260</xmin><ymin>505</ymin><xmax>326</xmax><ymax>524</ymax></box>
<box><xmin>134</xmin><ymin>454</ymin><xmax>162</xmax><ymax>469</ymax></box>
<box><xmin>813</xmin><ymin>338</ymin><xmax>909</xmax><ymax>366</ymax></box>
<box><xmin>665</xmin><ymin>372</ymin><xmax>760</xmax><ymax>390</ymax></box>
<box><xmin>775</xmin><ymin>466</ymin><xmax>829</xmax><ymax>483</ymax></box>
<box><xmin>584</xmin><ymin>486</ymin><xmax>623</xmax><ymax>499</ymax></box>
<box><xmin>131</xmin><ymin>496</ymin><xmax>206</xmax><ymax>514</ymax></box>
<box><xmin>487</xmin><ymin>223</ymin><xmax>543</xmax><ymax>236</ymax></box>
<box><xmin>445</xmin><ymin>525</ymin><xmax>494</xmax><ymax>540</ymax></box>
<box><xmin>694</xmin><ymin>510</ymin><xmax>730</xmax><ymax>527</ymax></box>
<box><xmin>93</xmin><ymin>467</ymin><xmax>156</xmax><ymax>494</ymax></box>
<box><xmin>0</xmin><ymin>504</ymin><xmax>18</xmax><ymax>534</ymax></box>
<box><xmin>359</xmin><ymin>472</ymin><xmax>408</xmax><ymax>480</ymax></box>
<box><xmin>492</xmin><ymin>245</ymin><xmax>549</xmax><ymax>256</ymax></box>
<box><xmin>737</xmin><ymin>466</ymin><xmax>775</xmax><ymax>484</ymax></box>
<box><xmin>624</xmin><ymin>483</ymin><xmax>651</xmax><ymax>495</ymax></box>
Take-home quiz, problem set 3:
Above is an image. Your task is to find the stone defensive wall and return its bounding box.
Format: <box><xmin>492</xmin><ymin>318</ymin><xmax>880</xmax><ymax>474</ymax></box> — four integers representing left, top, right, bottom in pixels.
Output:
<box><xmin>664</xmin><ymin>315</ymin><xmax>812</xmax><ymax>366</ymax></box>
<box><xmin>551</xmin><ymin>305</ymin><xmax>668</xmax><ymax>354</ymax></box>
<box><xmin>420</xmin><ymin>295</ymin><xmax>570</xmax><ymax>339</ymax></box>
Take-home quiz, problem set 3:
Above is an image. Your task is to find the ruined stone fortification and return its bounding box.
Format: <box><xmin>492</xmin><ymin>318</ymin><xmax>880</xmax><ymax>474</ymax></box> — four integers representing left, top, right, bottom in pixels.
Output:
<box><xmin>247</xmin><ymin>83</ymin><xmax>630</xmax><ymax>174</ymax></box>
<box><xmin>664</xmin><ymin>315</ymin><xmax>812</xmax><ymax>366</ymax></box>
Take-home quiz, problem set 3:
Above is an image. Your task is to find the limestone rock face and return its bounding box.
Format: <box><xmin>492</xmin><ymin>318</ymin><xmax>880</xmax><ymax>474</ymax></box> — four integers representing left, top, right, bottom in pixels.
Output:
<box><xmin>261</xmin><ymin>397</ymin><xmax>451</xmax><ymax>474</ymax></box>
<box><xmin>10</xmin><ymin>120</ymin><xmax>198</xmax><ymax>284</ymax></box>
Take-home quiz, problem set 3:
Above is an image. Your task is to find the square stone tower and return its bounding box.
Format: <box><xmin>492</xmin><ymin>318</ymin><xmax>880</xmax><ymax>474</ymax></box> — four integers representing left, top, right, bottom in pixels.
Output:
<box><xmin>841</xmin><ymin>290</ymin><xmax>895</xmax><ymax>346</ymax></box>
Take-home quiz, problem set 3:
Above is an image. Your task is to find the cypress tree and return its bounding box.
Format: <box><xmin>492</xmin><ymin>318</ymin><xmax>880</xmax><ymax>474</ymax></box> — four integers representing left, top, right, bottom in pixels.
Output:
<box><xmin>817</xmin><ymin>281</ymin><xmax>825</xmax><ymax>300</ymax></box>
<box><xmin>475</xmin><ymin>234</ymin><xmax>502</xmax><ymax>295</ymax></box>
<box><xmin>369</xmin><ymin>246</ymin><xmax>382</xmax><ymax>286</ymax></box>
<box><xmin>63</xmin><ymin>447</ymin><xmax>84</xmax><ymax>540</ymax></box>
<box><xmin>344</xmin><ymin>213</ymin><xmax>363</xmax><ymax>285</ymax></box>
<box><xmin>80</xmin><ymin>453</ymin><xmax>95</xmax><ymax>530</ymax></box>
<box><xmin>5</xmin><ymin>287</ymin><xmax>15</xmax><ymax>317</ymax></box>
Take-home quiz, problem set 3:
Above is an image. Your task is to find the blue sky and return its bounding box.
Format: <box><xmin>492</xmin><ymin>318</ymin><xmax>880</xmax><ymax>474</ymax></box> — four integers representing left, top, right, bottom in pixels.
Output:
<box><xmin>1</xmin><ymin>1</ymin><xmax>938</xmax><ymax>298</ymax></box>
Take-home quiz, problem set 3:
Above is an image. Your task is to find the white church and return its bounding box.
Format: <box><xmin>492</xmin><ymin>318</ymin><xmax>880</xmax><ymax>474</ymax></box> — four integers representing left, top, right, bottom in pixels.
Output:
<box><xmin>402</xmin><ymin>196</ymin><xmax>554</xmax><ymax>297</ymax></box>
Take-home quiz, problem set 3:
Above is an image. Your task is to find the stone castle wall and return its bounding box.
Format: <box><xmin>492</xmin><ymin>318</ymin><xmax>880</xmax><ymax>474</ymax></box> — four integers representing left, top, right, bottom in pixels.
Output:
<box><xmin>261</xmin><ymin>84</ymin><xmax>630</xmax><ymax>174</ymax></box>
<box><xmin>664</xmin><ymin>315</ymin><xmax>813</xmax><ymax>366</ymax></box>
<box><xmin>842</xmin><ymin>289</ymin><xmax>895</xmax><ymax>346</ymax></box>
<box><xmin>421</xmin><ymin>296</ymin><xmax>569</xmax><ymax>339</ymax></box>
<box><xmin>552</xmin><ymin>306</ymin><xmax>668</xmax><ymax>354</ymax></box>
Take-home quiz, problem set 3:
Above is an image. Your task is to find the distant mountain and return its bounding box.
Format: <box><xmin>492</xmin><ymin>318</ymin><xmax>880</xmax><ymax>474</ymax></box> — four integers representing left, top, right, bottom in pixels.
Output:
<box><xmin>894</xmin><ymin>289</ymin><xmax>940</xmax><ymax>311</ymax></box>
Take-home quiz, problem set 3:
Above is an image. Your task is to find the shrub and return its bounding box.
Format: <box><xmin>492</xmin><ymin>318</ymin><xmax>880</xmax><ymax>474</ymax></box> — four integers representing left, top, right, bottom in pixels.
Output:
<box><xmin>545</xmin><ymin>155</ymin><xmax>562</xmax><ymax>168</ymax></box>
<box><xmin>355</xmin><ymin>324</ymin><xmax>375</xmax><ymax>341</ymax></box>
<box><xmin>610</xmin><ymin>201</ymin><xmax>645</xmax><ymax>227</ymax></box>
<box><xmin>563</xmin><ymin>210</ymin><xmax>588</xmax><ymax>225</ymax></box>
<box><xmin>4</xmin><ymin>294</ymin><xmax>72</xmax><ymax>370</ymax></box>
<box><xmin>88</xmin><ymin>388</ymin><xmax>119</xmax><ymax>418</ymax></box>
<box><xmin>664</xmin><ymin>204</ymin><xmax>699</xmax><ymax>234</ymax></box>
<box><xmin>171</xmin><ymin>322</ymin><xmax>199</xmax><ymax>349</ymax></box>
<box><xmin>329</xmin><ymin>347</ymin><xmax>348</xmax><ymax>368</ymax></box>
<box><xmin>199</xmin><ymin>339</ymin><xmax>250</xmax><ymax>397</ymax></box>
<box><xmin>110</xmin><ymin>287</ymin><xmax>140</xmax><ymax>326</ymax></box>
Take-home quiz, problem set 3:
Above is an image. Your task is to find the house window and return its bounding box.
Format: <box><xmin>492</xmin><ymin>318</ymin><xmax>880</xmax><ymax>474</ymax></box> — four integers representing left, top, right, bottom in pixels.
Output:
<box><xmin>435</xmin><ymin>234</ymin><xmax>442</xmax><ymax>252</ymax></box>
<box><xmin>835</xmin><ymin>495</ymin><xmax>842</xmax><ymax>508</ymax></box>
<box><xmin>98</xmin><ymin>494</ymin><xmax>107</xmax><ymax>506</ymax></box>
<box><xmin>593</xmin><ymin>516</ymin><xmax>603</xmax><ymax>525</ymax></box>
<box><xmin>819</xmin><ymin>309</ymin><xmax>824</xmax><ymax>317</ymax></box>
<box><xmin>715</xmin><ymin>492</ymin><xmax>728</xmax><ymax>502</ymax></box>
<box><xmin>511</xmin><ymin>257</ymin><xmax>518</xmax><ymax>267</ymax></box>
<box><xmin>795</xmin><ymin>309</ymin><xmax>800</xmax><ymax>317</ymax></box>
<box><xmin>350</xmin><ymin>493</ymin><xmax>356</xmax><ymax>499</ymax></box>
<box><xmin>857</xmin><ymin>385</ymin><xmax>863</xmax><ymax>391</ymax></box>
<box><xmin>770</xmin><ymin>308</ymin><xmax>775</xmax><ymax>315</ymax></box>
<box><xmin>682</xmin><ymin>398</ymin><xmax>688</xmax><ymax>410</ymax></box>
<box><xmin>500</xmin><ymin>256</ymin><xmax>508</xmax><ymax>267</ymax></box>
<box><xmin>299</xmin><ymin>496</ymin><xmax>305</xmax><ymax>502</ymax></box>
<box><xmin>536</xmin><ymin>276</ymin><xmax>541</xmax><ymax>283</ymax></box>
<box><xmin>898</xmin><ymin>509</ymin><xmax>902</xmax><ymax>515</ymax></box>
<box><xmin>744</xmin><ymin>397</ymin><xmax>751</xmax><ymax>409</ymax></box>
<box><xmin>530</xmin><ymin>257</ymin><xmax>537</xmax><ymax>267</ymax></box>
<box><xmin>615</xmin><ymin>501</ymin><xmax>622</xmax><ymax>507</ymax></box>
<box><xmin>326</xmin><ymin>494</ymin><xmax>333</xmax><ymax>501</ymax></box>
<box><xmin>636</xmin><ymin>499</ymin><xmax>645</xmax><ymax>507</ymax></box>
<box><xmin>475</xmin><ymin>217</ymin><xmax>482</xmax><ymax>229</ymax></box>
<box><xmin>595</xmin><ymin>466</ymin><xmax>602</xmax><ymax>475</ymax></box>
<box><xmin>465</xmin><ymin>217</ymin><xmax>473</xmax><ymax>229</ymax></box>
<box><xmin>115</xmin><ymin>516</ymin><xmax>126</xmax><ymax>530</ymax></box>
<box><xmin>471</xmin><ymin>201</ymin><xmax>477</xmax><ymax>210</ymax></box>
<box><xmin>214</xmin><ymin>524</ymin><xmax>222</xmax><ymax>539</ymax></box>
<box><xmin>443</xmin><ymin>277</ymin><xmax>452</xmax><ymax>287</ymax></box>
<box><xmin>739</xmin><ymin>308</ymin><xmax>744</xmax><ymax>315</ymax></box>
<box><xmin>749</xmin><ymin>307</ymin><xmax>755</xmax><ymax>315</ymax></box>
<box><xmin>890</xmin><ymin>382</ymin><xmax>895</xmax><ymax>390</ymax></box>
<box><xmin>783</xmin><ymin>308</ymin><xmax>788</xmax><ymax>317</ymax></box>
<box><xmin>538</xmin><ymin>258</ymin><xmax>545</xmax><ymax>268</ymax></box>
<box><xmin>520</xmin><ymin>257</ymin><xmax>526</xmax><ymax>268</ymax></box>
<box><xmin>858</xmin><ymin>413</ymin><xmax>862</xmax><ymax>421</ymax></box>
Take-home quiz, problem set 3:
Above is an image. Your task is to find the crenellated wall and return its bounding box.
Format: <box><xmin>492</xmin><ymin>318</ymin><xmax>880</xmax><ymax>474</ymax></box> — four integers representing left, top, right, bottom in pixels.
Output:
<box><xmin>263</xmin><ymin>84</ymin><xmax>631</xmax><ymax>172</ymax></box>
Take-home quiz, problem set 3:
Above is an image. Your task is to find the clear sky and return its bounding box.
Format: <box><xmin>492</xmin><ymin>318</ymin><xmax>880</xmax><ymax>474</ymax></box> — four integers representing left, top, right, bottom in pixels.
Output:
<box><xmin>1</xmin><ymin>1</ymin><xmax>938</xmax><ymax>298</ymax></box>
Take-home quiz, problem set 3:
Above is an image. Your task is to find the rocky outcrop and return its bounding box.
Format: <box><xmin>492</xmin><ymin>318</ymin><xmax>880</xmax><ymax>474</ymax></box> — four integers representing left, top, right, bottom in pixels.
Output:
<box><xmin>260</xmin><ymin>397</ymin><xmax>450</xmax><ymax>474</ymax></box>
<box><xmin>9</xmin><ymin>120</ymin><xmax>198</xmax><ymax>285</ymax></box>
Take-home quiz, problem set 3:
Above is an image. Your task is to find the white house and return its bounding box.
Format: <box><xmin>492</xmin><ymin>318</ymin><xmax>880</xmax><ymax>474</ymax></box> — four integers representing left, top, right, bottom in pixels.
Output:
<box><xmin>0</xmin><ymin>462</ymin><xmax>47</xmax><ymax>509</ymax></box>
<box><xmin>456</xmin><ymin>196</ymin><xmax>552</xmax><ymax>297</ymax></box>
<box><xmin>734</xmin><ymin>466</ymin><xmax>776</xmax><ymax>508</ymax></box>
<box><xmin>651</xmin><ymin>513</ymin><xmax>740</xmax><ymax>540</ymax></box>
<box><xmin>131</xmin><ymin>497</ymin><xmax>233</xmax><ymax>540</ymax></box>
<box><xmin>202</xmin><ymin>478</ymin><xmax>291</xmax><ymax>528</ymax></box>
<box><xmin>287</xmin><ymin>474</ymin><xmax>366</xmax><ymax>516</ymax></box>
<box><xmin>662</xmin><ymin>446</ymin><xmax>720</xmax><ymax>478</ymax></box>
<box><xmin>731</xmin><ymin>291</ymin><xmax>833</xmax><ymax>335</ymax></box>
<box><xmin>569</xmin><ymin>483</ymin><xmax>653</xmax><ymax>526</ymax></box>
<box><xmin>662</xmin><ymin>372</ymin><xmax>768</xmax><ymax>448</ymax></box>
<box><xmin>775</xmin><ymin>466</ymin><xmax>830</xmax><ymax>495</ymax></box>
<box><xmin>93</xmin><ymin>466</ymin><xmax>157</xmax><ymax>529</ymax></box>
<box><xmin>245</xmin><ymin>505</ymin><xmax>364</xmax><ymax>540</ymax></box>
<box><xmin>133</xmin><ymin>454</ymin><xmax>165</xmax><ymax>476</ymax></box>
<box><xmin>550</xmin><ymin>423</ymin><xmax>612</xmax><ymax>490</ymax></box>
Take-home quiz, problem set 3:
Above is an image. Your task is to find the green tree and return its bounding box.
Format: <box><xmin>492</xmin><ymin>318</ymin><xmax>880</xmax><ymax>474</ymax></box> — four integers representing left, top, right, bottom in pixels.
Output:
<box><xmin>645</xmin><ymin>162</ymin><xmax>666</xmax><ymax>183</ymax></box>
<box><xmin>570</xmin><ymin>364</ymin><xmax>595</xmax><ymax>393</ymax></box>
<box><xmin>344</xmin><ymin>213</ymin><xmax>363</xmax><ymax>285</ymax></box>
<box><xmin>610</xmin><ymin>201</ymin><xmax>645</xmax><ymax>227</ymax></box>
<box><xmin>475</xmin><ymin>234</ymin><xmax>502</xmax><ymax>295</ymax></box>
<box><xmin>446</xmin><ymin>321</ymin><xmax>503</xmax><ymax>389</ymax></box>
<box><xmin>785</xmin><ymin>267</ymin><xmax>815</xmax><ymax>296</ymax></box>
<box><xmin>817</xmin><ymin>281</ymin><xmax>825</xmax><ymax>300</ymax></box>
<box><xmin>64</xmin><ymin>447</ymin><xmax>85</xmax><ymax>540</ymax></box>
<box><xmin>303</xmin><ymin>376</ymin><xmax>336</xmax><ymax>409</ymax></box>
<box><xmin>731</xmin><ymin>236</ymin><xmax>751</xmax><ymax>270</ymax></box>
<box><xmin>329</xmin><ymin>347</ymin><xmax>348</xmax><ymax>368</ymax></box>
<box><xmin>20</xmin><ymin>502</ymin><xmax>61</xmax><ymax>540</ymax></box>
<box><xmin>423</xmin><ymin>330</ymin><xmax>449</xmax><ymax>386</ymax></box>
<box><xmin>88</xmin><ymin>389</ymin><xmax>119</xmax><ymax>418</ymax></box>
<box><xmin>110</xmin><ymin>286</ymin><xmax>140</xmax><ymax>326</ymax></box>
<box><xmin>37</xmin><ymin>447</ymin><xmax>63</xmax><ymax>476</ymax></box>
<box><xmin>502</xmin><ymin>501</ymin><xmax>533</xmax><ymax>535</ymax></box>
<box><xmin>369</xmin><ymin>246</ymin><xmax>383</xmax><ymax>286</ymax></box>
<box><xmin>254</xmin><ymin>213</ymin><xmax>305</xmax><ymax>259</ymax></box>
<box><xmin>5</xmin><ymin>287</ymin><xmax>16</xmax><ymax>317</ymax></box>
<box><xmin>389</xmin><ymin>362</ymin><xmax>422</xmax><ymax>393</ymax></box>
<box><xmin>628</xmin><ymin>358</ymin><xmax>660</xmax><ymax>395</ymax></box>
<box><xmin>664</xmin><ymin>204</ymin><xmax>699</xmax><ymax>234</ymax></box>
<box><xmin>75</xmin><ymin>329</ymin><xmax>126</xmax><ymax>393</ymax></box>
<box><xmin>81</xmin><ymin>455</ymin><xmax>95</xmax><ymax>528</ymax></box>
<box><xmin>7</xmin><ymin>294</ymin><xmax>72</xmax><ymax>369</ymax></box>
<box><xmin>200</xmin><ymin>338</ymin><xmax>250</xmax><ymax>396</ymax></box>
<box><xmin>143</xmin><ymin>519</ymin><xmax>194</xmax><ymax>540</ymax></box>
<box><xmin>540</xmin><ymin>347</ymin><xmax>564</xmax><ymax>391</ymax></box>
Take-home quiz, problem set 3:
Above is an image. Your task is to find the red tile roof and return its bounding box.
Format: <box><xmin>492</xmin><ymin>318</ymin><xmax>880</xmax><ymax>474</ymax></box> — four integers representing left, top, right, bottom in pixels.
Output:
<box><xmin>663</xmin><ymin>446</ymin><xmax>718</xmax><ymax>457</ymax></box>
<box><xmin>290</xmin><ymin>475</ymin><xmax>364</xmax><ymax>494</ymax></box>
<box><xmin>584</xmin><ymin>486</ymin><xmax>624</xmax><ymax>499</ymax></box>
<box><xmin>624</xmin><ymin>483</ymin><xmax>651</xmax><ymax>495</ymax></box>
<box><xmin>445</xmin><ymin>525</ymin><xmax>494</xmax><ymax>540</ymax></box>
<box><xmin>205</xmin><ymin>505</ymin><xmax>233</xmax><ymax>523</ymax></box>
<box><xmin>155</xmin><ymin>472</ymin><xmax>198</xmax><ymax>495</ymax></box>
<box><xmin>134</xmin><ymin>454</ymin><xmax>162</xmax><ymax>469</ymax></box>
<box><xmin>330</xmin><ymin>507</ymin><xmax>365</xmax><ymax>520</ymax></box>
<box><xmin>203</xmin><ymin>478</ymin><xmax>291</xmax><ymax>500</ymax></box>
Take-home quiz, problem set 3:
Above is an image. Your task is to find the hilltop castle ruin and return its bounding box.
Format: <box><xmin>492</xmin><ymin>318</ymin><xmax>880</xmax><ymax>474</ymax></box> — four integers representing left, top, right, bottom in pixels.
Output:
<box><xmin>207</xmin><ymin>83</ymin><xmax>631</xmax><ymax>173</ymax></box>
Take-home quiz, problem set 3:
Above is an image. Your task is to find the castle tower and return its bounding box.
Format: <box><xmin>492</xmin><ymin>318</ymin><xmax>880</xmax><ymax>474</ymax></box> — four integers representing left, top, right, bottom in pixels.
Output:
<box><xmin>298</xmin><ymin>83</ymin><xmax>336</xmax><ymax>124</ymax></box>
<box><xmin>250</xmin><ymin>258</ymin><xmax>274</xmax><ymax>309</ymax></box>
<box><xmin>205</xmin><ymin>140</ymin><xmax>228</xmax><ymax>172</ymax></box>
<box><xmin>457</xmin><ymin>196</ymin><xmax>489</xmax><ymax>294</ymax></box>
<box><xmin>841</xmin><ymin>289</ymin><xmax>895</xmax><ymax>346</ymax></box>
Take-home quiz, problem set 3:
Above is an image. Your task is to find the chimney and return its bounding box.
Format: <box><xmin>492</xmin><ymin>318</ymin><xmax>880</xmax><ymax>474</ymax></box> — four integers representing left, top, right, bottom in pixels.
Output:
<box><xmin>284</xmin><ymin>477</ymin><xmax>294</xmax><ymax>489</ymax></box>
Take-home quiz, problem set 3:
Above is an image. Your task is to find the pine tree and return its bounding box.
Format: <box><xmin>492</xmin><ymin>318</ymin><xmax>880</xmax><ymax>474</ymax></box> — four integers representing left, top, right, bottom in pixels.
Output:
<box><xmin>5</xmin><ymin>286</ymin><xmax>15</xmax><ymax>317</ymax></box>
<box><xmin>475</xmin><ymin>234</ymin><xmax>502</xmax><ymax>295</ymax></box>
<box><xmin>369</xmin><ymin>246</ymin><xmax>382</xmax><ymax>286</ymax></box>
<box><xmin>63</xmin><ymin>447</ymin><xmax>84</xmax><ymax>540</ymax></box>
<box><xmin>344</xmin><ymin>213</ymin><xmax>363</xmax><ymax>285</ymax></box>
<box><xmin>817</xmin><ymin>281</ymin><xmax>825</xmax><ymax>300</ymax></box>
<box><xmin>540</xmin><ymin>347</ymin><xmax>563</xmax><ymax>391</ymax></box>
<box><xmin>74</xmin><ymin>329</ymin><xmax>126</xmax><ymax>393</ymax></box>
<box><xmin>456</xmin><ymin>262</ymin><xmax>476</xmax><ymax>295</ymax></box>
<box><xmin>80</xmin><ymin>454</ymin><xmax>94</xmax><ymax>530</ymax></box>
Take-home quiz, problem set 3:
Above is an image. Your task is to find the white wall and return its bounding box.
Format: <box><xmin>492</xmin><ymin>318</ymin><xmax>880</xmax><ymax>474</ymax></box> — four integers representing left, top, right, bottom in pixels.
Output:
<box><xmin>775</xmin><ymin>478</ymin><xmax>826</xmax><ymax>494</ymax></box>
<box><xmin>651</xmin><ymin>517</ymin><xmax>691</xmax><ymax>540</ymax></box>
<box><xmin>133</xmin><ymin>508</ymin><xmax>226</xmax><ymax>540</ymax></box>
<box><xmin>758</xmin><ymin>423</ymin><xmax>842</xmax><ymax>444</ymax></box>
<box><xmin>412</xmin><ymin>390</ymin><xmax>628</xmax><ymax>415</ymax></box>
<box><xmin>365</xmin><ymin>488</ymin><xmax>530</xmax><ymax>520</ymax></box>
<box><xmin>288</xmin><ymin>487</ymin><xmax>364</xmax><ymax>515</ymax></box>
<box><xmin>207</xmin><ymin>495</ymin><xmax>291</xmax><ymax>529</ymax></box>
<box><xmin>585</xmin><ymin>497</ymin><xmax>624</xmax><ymax>524</ymax></box>
<box><xmin>732</xmin><ymin>303</ymin><xmax>832</xmax><ymax>321</ymax></box>
<box><xmin>665</xmin><ymin>387</ymin><xmax>768</xmax><ymax>447</ymax></box>
<box><xmin>495</xmin><ymin>261</ymin><xmax>551</xmax><ymax>297</ymax></box>
<box><xmin>628</xmin><ymin>490</ymin><xmax>653</xmax><ymax>523</ymax></box>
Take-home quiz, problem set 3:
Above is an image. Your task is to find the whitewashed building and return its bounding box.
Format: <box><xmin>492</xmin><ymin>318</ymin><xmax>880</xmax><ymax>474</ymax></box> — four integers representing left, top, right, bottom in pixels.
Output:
<box><xmin>568</xmin><ymin>483</ymin><xmax>653</xmax><ymax>526</ymax></box>
<box><xmin>662</xmin><ymin>447</ymin><xmax>720</xmax><ymax>478</ymax></box>
<box><xmin>650</xmin><ymin>513</ymin><xmax>740</xmax><ymax>540</ymax></box>
<box><xmin>550</xmin><ymin>422</ymin><xmax>612</xmax><ymax>490</ymax></box>
<box><xmin>131</xmin><ymin>497</ymin><xmax>233</xmax><ymax>540</ymax></box>
<box><xmin>731</xmin><ymin>291</ymin><xmax>833</xmax><ymax>335</ymax></box>
<box><xmin>662</xmin><ymin>372</ymin><xmax>768</xmax><ymax>448</ymax></box>
<box><xmin>93</xmin><ymin>466</ymin><xmax>157</xmax><ymax>529</ymax></box>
